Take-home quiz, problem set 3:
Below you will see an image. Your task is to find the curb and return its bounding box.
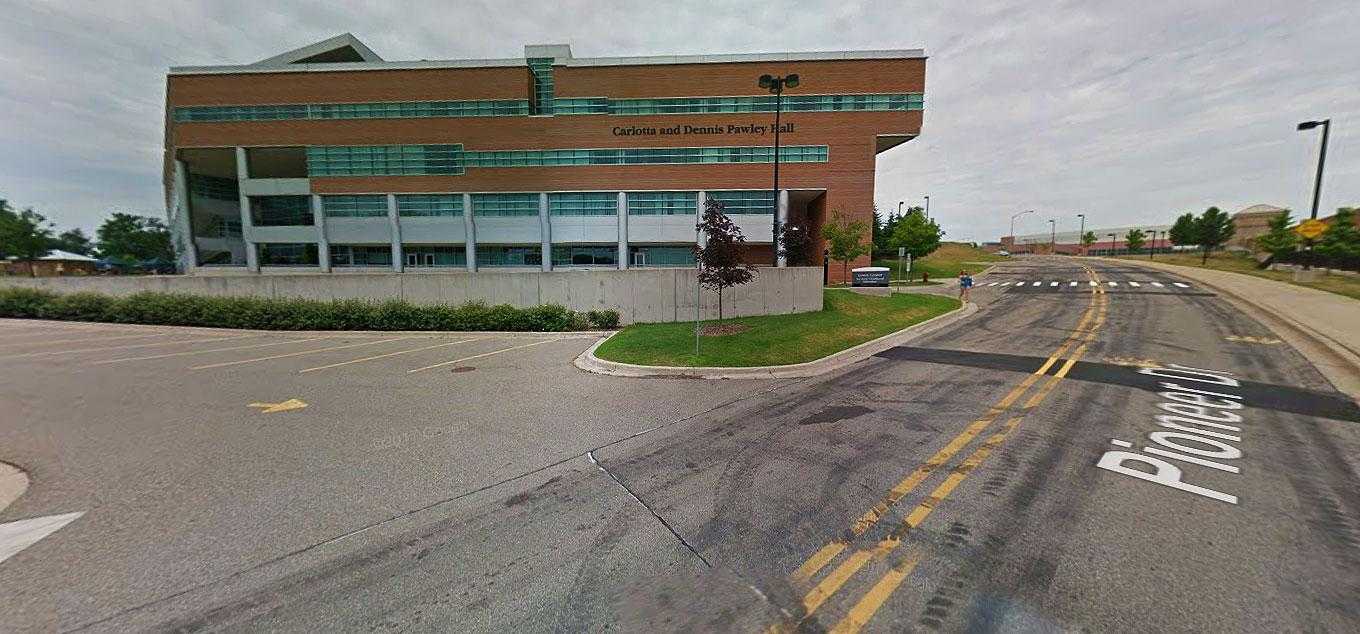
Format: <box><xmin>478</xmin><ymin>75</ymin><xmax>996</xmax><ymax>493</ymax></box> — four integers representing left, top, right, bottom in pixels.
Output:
<box><xmin>0</xmin><ymin>462</ymin><xmax>29</xmax><ymax>515</ymax></box>
<box><xmin>1104</xmin><ymin>258</ymin><xmax>1360</xmax><ymax>401</ymax></box>
<box><xmin>574</xmin><ymin>301</ymin><xmax>977</xmax><ymax>380</ymax></box>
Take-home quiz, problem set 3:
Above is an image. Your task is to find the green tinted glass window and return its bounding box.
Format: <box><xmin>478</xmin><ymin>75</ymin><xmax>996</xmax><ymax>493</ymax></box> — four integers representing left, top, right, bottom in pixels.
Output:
<box><xmin>396</xmin><ymin>194</ymin><xmax>463</xmax><ymax>217</ymax></box>
<box><xmin>330</xmin><ymin>245</ymin><xmax>392</xmax><ymax>267</ymax></box>
<box><xmin>321</xmin><ymin>195</ymin><xmax>387</xmax><ymax>218</ymax></box>
<box><xmin>404</xmin><ymin>245</ymin><xmax>466</xmax><ymax>267</ymax></box>
<box><xmin>707</xmin><ymin>191</ymin><xmax>776</xmax><ymax>215</ymax></box>
<box><xmin>477</xmin><ymin>245</ymin><xmax>543</xmax><ymax>267</ymax></box>
<box><xmin>628</xmin><ymin>245</ymin><xmax>696</xmax><ymax>267</ymax></box>
<box><xmin>249</xmin><ymin>196</ymin><xmax>313</xmax><ymax>226</ymax></box>
<box><xmin>548</xmin><ymin>192</ymin><xmax>617</xmax><ymax>216</ymax></box>
<box><xmin>627</xmin><ymin>191</ymin><xmax>697</xmax><ymax>216</ymax></box>
<box><xmin>306</xmin><ymin>145</ymin><xmax>463</xmax><ymax>176</ymax></box>
<box><xmin>472</xmin><ymin>193</ymin><xmax>539</xmax><ymax>217</ymax></box>
<box><xmin>257</xmin><ymin>243</ymin><xmax>319</xmax><ymax>266</ymax></box>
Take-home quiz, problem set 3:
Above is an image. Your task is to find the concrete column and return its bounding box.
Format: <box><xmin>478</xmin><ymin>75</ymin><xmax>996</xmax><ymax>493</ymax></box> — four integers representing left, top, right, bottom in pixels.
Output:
<box><xmin>617</xmin><ymin>191</ymin><xmax>628</xmax><ymax>270</ymax></box>
<box><xmin>776</xmin><ymin>189</ymin><xmax>790</xmax><ymax>267</ymax></box>
<box><xmin>235</xmin><ymin>147</ymin><xmax>259</xmax><ymax>272</ymax></box>
<box><xmin>462</xmin><ymin>193</ymin><xmax>476</xmax><ymax>272</ymax></box>
<box><xmin>312</xmin><ymin>195</ymin><xmax>330</xmax><ymax>273</ymax></box>
<box><xmin>172</xmin><ymin>159</ymin><xmax>198</xmax><ymax>272</ymax></box>
<box><xmin>387</xmin><ymin>194</ymin><xmax>403</xmax><ymax>272</ymax></box>
<box><xmin>539</xmin><ymin>192</ymin><xmax>551</xmax><ymax>272</ymax></box>
<box><xmin>696</xmin><ymin>191</ymin><xmax>708</xmax><ymax>249</ymax></box>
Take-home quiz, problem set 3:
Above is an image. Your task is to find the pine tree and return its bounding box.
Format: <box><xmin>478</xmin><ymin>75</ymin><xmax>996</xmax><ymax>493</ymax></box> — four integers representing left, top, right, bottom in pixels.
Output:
<box><xmin>1254</xmin><ymin>210</ymin><xmax>1297</xmax><ymax>260</ymax></box>
<box><xmin>1317</xmin><ymin>207</ymin><xmax>1360</xmax><ymax>260</ymax></box>
<box><xmin>1193</xmin><ymin>207</ymin><xmax>1235</xmax><ymax>264</ymax></box>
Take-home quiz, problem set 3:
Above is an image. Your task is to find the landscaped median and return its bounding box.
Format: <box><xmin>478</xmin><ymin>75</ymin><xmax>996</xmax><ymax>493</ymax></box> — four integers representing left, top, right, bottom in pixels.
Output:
<box><xmin>584</xmin><ymin>289</ymin><xmax>964</xmax><ymax>377</ymax></box>
<box><xmin>0</xmin><ymin>287</ymin><xmax>620</xmax><ymax>332</ymax></box>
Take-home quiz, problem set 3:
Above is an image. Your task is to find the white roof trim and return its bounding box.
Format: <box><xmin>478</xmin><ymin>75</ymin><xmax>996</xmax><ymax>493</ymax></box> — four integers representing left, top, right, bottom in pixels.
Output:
<box><xmin>40</xmin><ymin>250</ymin><xmax>98</xmax><ymax>262</ymax></box>
<box><xmin>170</xmin><ymin>47</ymin><xmax>925</xmax><ymax>76</ymax></box>
<box><xmin>251</xmin><ymin>33</ymin><xmax>383</xmax><ymax>67</ymax></box>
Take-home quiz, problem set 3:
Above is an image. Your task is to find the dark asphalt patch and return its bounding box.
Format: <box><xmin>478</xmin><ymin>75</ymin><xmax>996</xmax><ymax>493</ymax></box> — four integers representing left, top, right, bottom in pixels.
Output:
<box><xmin>799</xmin><ymin>404</ymin><xmax>873</xmax><ymax>425</ymax></box>
<box><xmin>874</xmin><ymin>346</ymin><xmax>1360</xmax><ymax>422</ymax></box>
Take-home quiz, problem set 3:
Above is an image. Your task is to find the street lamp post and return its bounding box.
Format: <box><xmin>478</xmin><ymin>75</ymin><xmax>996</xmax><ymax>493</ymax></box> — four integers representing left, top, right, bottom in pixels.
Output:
<box><xmin>1048</xmin><ymin>219</ymin><xmax>1056</xmax><ymax>254</ymax></box>
<box><xmin>760</xmin><ymin>73</ymin><xmax>799</xmax><ymax>266</ymax></box>
<box><xmin>1297</xmin><ymin>119</ymin><xmax>1331</xmax><ymax>220</ymax></box>
<box><xmin>1010</xmin><ymin>209</ymin><xmax>1034</xmax><ymax>252</ymax></box>
<box><xmin>1108</xmin><ymin>233</ymin><xmax>1117</xmax><ymax>256</ymax></box>
<box><xmin>897</xmin><ymin>201</ymin><xmax>904</xmax><ymax>215</ymax></box>
<box><xmin>1077</xmin><ymin>213</ymin><xmax>1086</xmax><ymax>255</ymax></box>
<box><xmin>1148</xmin><ymin>230</ymin><xmax>1157</xmax><ymax>260</ymax></box>
<box><xmin>924</xmin><ymin>195</ymin><xmax>930</xmax><ymax>219</ymax></box>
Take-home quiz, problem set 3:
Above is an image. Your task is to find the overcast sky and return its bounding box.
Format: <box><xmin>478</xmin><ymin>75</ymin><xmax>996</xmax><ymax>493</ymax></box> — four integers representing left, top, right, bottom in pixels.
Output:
<box><xmin>2</xmin><ymin>0</ymin><xmax>1356</xmax><ymax>242</ymax></box>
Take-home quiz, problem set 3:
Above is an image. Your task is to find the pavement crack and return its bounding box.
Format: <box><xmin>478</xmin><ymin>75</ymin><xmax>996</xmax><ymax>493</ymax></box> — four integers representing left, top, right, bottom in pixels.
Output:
<box><xmin>587</xmin><ymin>450</ymin><xmax>712</xmax><ymax>568</ymax></box>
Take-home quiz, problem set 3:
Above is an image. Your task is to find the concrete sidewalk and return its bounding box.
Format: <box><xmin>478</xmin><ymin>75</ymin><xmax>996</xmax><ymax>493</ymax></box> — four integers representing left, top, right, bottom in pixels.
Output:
<box><xmin>1108</xmin><ymin>258</ymin><xmax>1360</xmax><ymax>400</ymax></box>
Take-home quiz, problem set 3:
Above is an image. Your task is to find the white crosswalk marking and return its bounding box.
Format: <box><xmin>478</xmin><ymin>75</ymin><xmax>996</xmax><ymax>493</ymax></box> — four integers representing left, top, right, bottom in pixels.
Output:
<box><xmin>1032</xmin><ymin>281</ymin><xmax>1041</xmax><ymax>287</ymax></box>
<box><xmin>1089</xmin><ymin>281</ymin><xmax>1098</xmax><ymax>286</ymax></box>
<box><xmin>1108</xmin><ymin>281</ymin><xmax>1118</xmax><ymax>287</ymax></box>
<box><xmin>1151</xmin><ymin>281</ymin><xmax>1165</xmax><ymax>287</ymax></box>
<box><xmin>1069</xmin><ymin>281</ymin><xmax>1078</xmax><ymax>286</ymax></box>
<box><xmin>1000</xmin><ymin>281</ymin><xmax>1011</xmax><ymax>286</ymax></box>
<box><xmin>1050</xmin><ymin>281</ymin><xmax>1059</xmax><ymax>287</ymax></box>
<box><xmin>1129</xmin><ymin>281</ymin><xmax>1141</xmax><ymax>287</ymax></box>
<box><xmin>1173</xmin><ymin>282</ymin><xmax>1190</xmax><ymax>288</ymax></box>
<box><xmin>987</xmin><ymin>282</ymin><xmax>998</xmax><ymax>286</ymax></box>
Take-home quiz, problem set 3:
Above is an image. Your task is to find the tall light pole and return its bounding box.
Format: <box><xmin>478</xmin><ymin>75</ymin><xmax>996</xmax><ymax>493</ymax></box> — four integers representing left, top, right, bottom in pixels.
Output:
<box><xmin>1297</xmin><ymin>119</ymin><xmax>1330</xmax><ymax>220</ymax></box>
<box><xmin>1077</xmin><ymin>213</ymin><xmax>1086</xmax><ymax>255</ymax></box>
<box><xmin>760</xmin><ymin>73</ymin><xmax>799</xmax><ymax>266</ymax></box>
<box><xmin>1048</xmin><ymin>219</ymin><xmax>1056</xmax><ymax>254</ymax></box>
<box><xmin>1108</xmin><ymin>233</ymin><xmax>1117</xmax><ymax>256</ymax></box>
<box><xmin>1010</xmin><ymin>209</ymin><xmax>1034</xmax><ymax>251</ymax></box>
<box><xmin>897</xmin><ymin>201</ymin><xmax>904</xmax><ymax>215</ymax></box>
<box><xmin>1147</xmin><ymin>229</ymin><xmax>1157</xmax><ymax>260</ymax></box>
<box><xmin>924</xmin><ymin>195</ymin><xmax>930</xmax><ymax>219</ymax></box>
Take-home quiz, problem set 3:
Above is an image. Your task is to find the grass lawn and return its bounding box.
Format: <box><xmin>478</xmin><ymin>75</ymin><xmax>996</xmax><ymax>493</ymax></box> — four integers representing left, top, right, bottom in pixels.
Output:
<box><xmin>594</xmin><ymin>289</ymin><xmax>960</xmax><ymax>367</ymax></box>
<box><xmin>872</xmin><ymin>242</ymin><xmax>1007</xmax><ymax>283</ymax></box>
<box><xmin>1114</xmin><ymin>252</ymin><xmax>1360</xmax><ymax>301</ymax></box>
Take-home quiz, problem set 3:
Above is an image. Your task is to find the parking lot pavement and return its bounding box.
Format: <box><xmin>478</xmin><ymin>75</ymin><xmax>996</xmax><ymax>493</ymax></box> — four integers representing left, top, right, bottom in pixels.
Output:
<box><xmin>0</xmin><ymin>318</ymin><xmax>798</xmax><ymax>631</ymax></box>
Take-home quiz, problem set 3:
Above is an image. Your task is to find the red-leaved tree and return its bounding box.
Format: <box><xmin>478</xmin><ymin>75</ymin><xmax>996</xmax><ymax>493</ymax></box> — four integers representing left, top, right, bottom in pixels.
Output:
<box><xmin>695</xmin><ymin>198</ymin><xmax>756</xmax><ymax>320</ymax></box>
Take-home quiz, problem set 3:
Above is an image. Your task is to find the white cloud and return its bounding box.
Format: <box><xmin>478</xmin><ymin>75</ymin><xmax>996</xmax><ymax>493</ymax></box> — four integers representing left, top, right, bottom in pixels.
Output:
<box><xmin>0</xmin><ymin>0</ymin><xmax>1355</xmax><ymax>240</ymax></box>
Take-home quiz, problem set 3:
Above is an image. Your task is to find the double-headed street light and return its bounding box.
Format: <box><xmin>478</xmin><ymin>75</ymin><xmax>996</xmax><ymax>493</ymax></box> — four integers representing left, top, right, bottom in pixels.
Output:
<box><xmin>1297</xmin><ymin>119</ymin><xmax>1331</xmax><ymax>220</ymax></box>
<box><xmin>760</xmin><ymin>73</ymin><xmax>799</xmax><ymax>266</ymax></box>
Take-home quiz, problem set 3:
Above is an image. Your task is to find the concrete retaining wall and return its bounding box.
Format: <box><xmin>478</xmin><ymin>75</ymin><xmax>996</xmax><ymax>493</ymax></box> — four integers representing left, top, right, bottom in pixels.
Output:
<box><xmin>0</xmin><ymin>267</ymin><xmax>823</xmax><ymax>324</ymax></box>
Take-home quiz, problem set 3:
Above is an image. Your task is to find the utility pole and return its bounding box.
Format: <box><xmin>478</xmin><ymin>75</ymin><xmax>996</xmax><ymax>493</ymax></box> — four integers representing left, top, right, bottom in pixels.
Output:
<box><xmin>1077</xmin><ymin>213</ymin><xmax>1086</xmax><ymax>255</ymax></box>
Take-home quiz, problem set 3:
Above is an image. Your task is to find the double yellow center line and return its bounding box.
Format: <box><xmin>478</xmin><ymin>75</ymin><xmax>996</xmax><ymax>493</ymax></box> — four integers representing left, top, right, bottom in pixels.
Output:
<box><xmin>768</xmin><ymin>267</ymin><xmax>1110</xmax><ymax>633</ymax></box>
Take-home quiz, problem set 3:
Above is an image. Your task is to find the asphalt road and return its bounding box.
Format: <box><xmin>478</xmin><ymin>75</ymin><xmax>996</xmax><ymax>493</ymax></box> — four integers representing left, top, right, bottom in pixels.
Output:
<box><xmin>3</xmin><ymin>256</ymin><xmax>1359</xmax><ymax>632</ymax></box>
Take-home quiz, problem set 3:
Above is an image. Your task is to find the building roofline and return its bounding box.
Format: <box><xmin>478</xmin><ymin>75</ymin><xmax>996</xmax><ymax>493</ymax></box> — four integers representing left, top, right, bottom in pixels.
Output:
<box><xmin>169</xmin><ymin>47</ymin><xmax>926</xmax><ymax>76</ymax></box>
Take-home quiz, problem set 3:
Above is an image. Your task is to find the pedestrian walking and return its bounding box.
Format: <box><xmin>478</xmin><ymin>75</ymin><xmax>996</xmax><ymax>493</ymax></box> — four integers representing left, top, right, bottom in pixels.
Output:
<box><xmin>959</xmin><ymin>270</ymin><xmax>974</xmax><ymax>302</ymax></box>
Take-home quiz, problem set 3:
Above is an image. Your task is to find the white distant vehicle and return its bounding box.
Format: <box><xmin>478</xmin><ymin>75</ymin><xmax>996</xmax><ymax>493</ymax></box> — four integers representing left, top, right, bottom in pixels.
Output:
<box><xmin>997</xmin><ymin>250</ymin><xmax>1011</xmax><ymax>256</ymax></box>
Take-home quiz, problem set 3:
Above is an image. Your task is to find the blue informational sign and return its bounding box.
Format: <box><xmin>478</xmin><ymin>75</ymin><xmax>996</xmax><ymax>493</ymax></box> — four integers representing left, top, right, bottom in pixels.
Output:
<box><xmin>852</xmin><ymin>267</ymin><xmax>890</xmax><ymax>287</ymax></box>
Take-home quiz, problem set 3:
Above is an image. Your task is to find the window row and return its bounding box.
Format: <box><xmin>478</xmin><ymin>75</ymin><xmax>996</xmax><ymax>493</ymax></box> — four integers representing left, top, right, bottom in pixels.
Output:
<box><xmin>306</xmin><ymin>145</ymin><xmax>464</xmax><ymax>177</ymax></box>
<box><xmin>174</xmin><ymin>100</ymin><xmax>530</xmax><ymax>122</ymax></box>
<box><xmin>188</xmin><ymin>174</ymin><xmax>239</xmax><ymax>201</ymax></box>
<box><xmin>174</xmin><ymin>93</ymin><xmax>923</xmax><ymax>122</ymax></box>
<box><xmin>251</xmin><ymin>243</ymin><xmax>698</xmax><ymax>268</ymax></box>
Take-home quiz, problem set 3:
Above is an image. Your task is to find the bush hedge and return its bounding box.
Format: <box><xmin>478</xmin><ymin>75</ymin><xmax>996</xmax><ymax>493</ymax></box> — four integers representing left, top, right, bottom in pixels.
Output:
<box><xmin>0</xmin><ymin>287</ymin><xmax>621</xmax><ymax>332</ymax></box>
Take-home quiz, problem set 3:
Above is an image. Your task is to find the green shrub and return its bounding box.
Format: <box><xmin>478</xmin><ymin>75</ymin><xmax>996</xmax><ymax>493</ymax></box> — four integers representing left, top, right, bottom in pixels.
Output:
<box><xmin>0</xmin><ymin>288</ymin><xmax>60</xmax><ymax>318</ymax></box>
<box><xmin>38</xmin><ymin>292</ymin><xmax>115</xmax><ymax>321</ymax></box>
<box><xmin>587</xmin><ymin>309</ymin><xmax>621</xmax><ymax>329</ymax></box>
<box><xmin>0</xmin><ymin>287</ymin><xmax>596</xmax><ymax>332</ymax></box>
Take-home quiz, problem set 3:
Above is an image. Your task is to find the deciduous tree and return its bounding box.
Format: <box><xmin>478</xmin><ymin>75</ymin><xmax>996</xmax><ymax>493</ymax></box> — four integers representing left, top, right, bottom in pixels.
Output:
<box><xmin>777</xmin><ymin>219</ymin><xmax>814</xmax><ymax>266</ymax></box>
<box><xmin>1124</xmin><ymin>228</ymin><xmax>1146</xmax><ymax>253</ymax></box>
<box><xmin>1168</xmin><ymin>212</ymin><xmax>1198</xmax><ymax>246</ymax></box>
<box><xmin>889</xmin><ymin>208</ymin><xmax>943</xmax><ymax>262</ymax></box>
<box><xmin>49</xmin><ymin>227</ymin><xmax>94</xmax><ymax>256</ymax></box>
<box><xmin>0</xmin><ymin>200</ymin><xmax>54</xmax><ymax>274</ymax></box>
<box><xmin>695</xmin><ymin>198</ymin><xmax>755</xmax><ymax>320</ymax></box>
<box><xmin>821</xmin><ymin>211</ymin><xmax>872</xmax><ymax>283</ymax></box>
<box><xmin>96</xmin><ymin>212</ymin><xmax>174</xmax><ymax>265</ymax></box>
<box><xmin>1080</xmin><ymin>230</ymin><xmax>1097</xmax><ymax>254</ymax></box>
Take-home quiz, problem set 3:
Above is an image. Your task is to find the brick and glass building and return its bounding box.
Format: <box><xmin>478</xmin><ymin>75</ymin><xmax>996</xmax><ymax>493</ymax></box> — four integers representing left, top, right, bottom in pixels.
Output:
<box><xmin>164</xmin><ymin>34</ymin><xmax>925</xmax><ymax>281</ymax></box>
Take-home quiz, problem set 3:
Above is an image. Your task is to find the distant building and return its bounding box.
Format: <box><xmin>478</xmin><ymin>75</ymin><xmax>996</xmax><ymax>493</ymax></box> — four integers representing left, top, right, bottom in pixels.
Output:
<box><xmin>3</xmin><ymin>250</ymin><xmax>98</xmax><ymax>277</ymax></box>
<box><xmin>1229</xmin><ymin>204</ymin><xmax>1287</xmax><ymax>250</ymax></box>
<box><xmin>1002</xmin><ymin>224</ymin><xmax>1174</xmax><ymax>255</ymax></box>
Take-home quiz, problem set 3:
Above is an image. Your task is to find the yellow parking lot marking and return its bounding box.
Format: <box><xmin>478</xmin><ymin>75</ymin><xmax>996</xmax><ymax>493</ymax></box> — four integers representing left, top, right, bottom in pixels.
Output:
<box><xmin>0</xmin><ymin>332</ymin><xmax>169</xmax><ymax>349</ymax></box>
<box><xmin>0</xmin><ymin>334</ymin><xmax>260</xmax><ymax>359</ymax></box>
<box><xmin>406</xmin><ymin>339</ymin><xmax>558</xmax><ymax>373</ymax></box>
<box><xmin>191</xmin><ymin>337</ymin><xmax>419</xmax><ymax>370</ymax></box>
<box><xmin>90</xmin><ymin>337</ymin><xmax>333</xmax><ymax>365</ymax></box>
<box><xmin>297</xmin><ymin>338</ymin><xmax>484</xmax><ymax>373</ymax></box>
<box><xmin>248</xmin><ymin>398</ymin><xmax>308</xmax><ymax>413</ymax></box>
